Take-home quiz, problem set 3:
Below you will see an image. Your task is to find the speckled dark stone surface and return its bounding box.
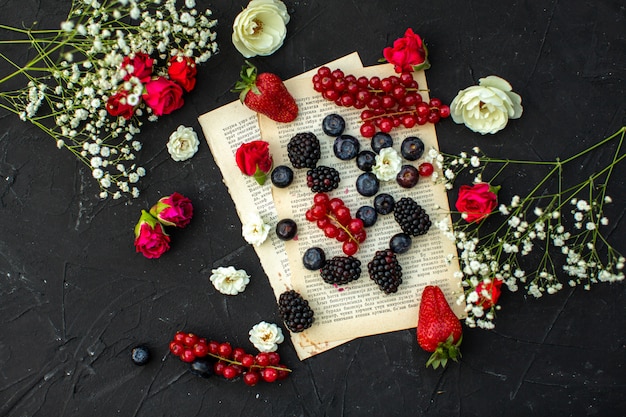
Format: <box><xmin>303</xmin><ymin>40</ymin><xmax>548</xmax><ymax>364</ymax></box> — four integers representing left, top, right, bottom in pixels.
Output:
<box><xmin>1</xmin><ymin>1</ymin><xmax>625</xmax><ymax>416</ymax></box>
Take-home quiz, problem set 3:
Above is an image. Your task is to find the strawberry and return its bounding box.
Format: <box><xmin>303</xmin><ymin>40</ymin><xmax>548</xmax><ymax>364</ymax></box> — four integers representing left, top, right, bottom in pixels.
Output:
<box><xmin>417</xmin><ymin>285</ymin><xmax>463</xmax><ymax>369</ymax></box>
<box><xmin>232</xmin><ymin>61</ymin><xmax>298</xmax><ymax>123</ymax></box>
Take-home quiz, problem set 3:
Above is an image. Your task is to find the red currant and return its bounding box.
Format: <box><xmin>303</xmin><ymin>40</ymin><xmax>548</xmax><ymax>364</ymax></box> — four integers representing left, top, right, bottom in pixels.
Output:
<box><xmin>429</xmin><ymin>97</ymin><xmax>442</xmax><ymax>107</ymax></box>
<box><xmin>336</xmin><ymin>229</ymin><xmax>349</xmax><ymax>242</ymax></box>
<box><xmin>328</xmin><ymin>198</ymin><xmax>344</xmax><ymax>212</ymax></box>
<box><xmin>207</xmin><ymin>340</ymin><xmax>220</xmax><ymax>355</ymax></box>
<box><xmin>232</xmin><ymin>347</ymin><xmax>246</xmax><ymax>362</ymax></box>
<box><xmin>173</xmin><ymin>331</ymin><xmax>186</xmax><ymax>344</ymax></box>
<box><xmin>347</xmin><ymin>218</ymin><xmax>364</xmax><ymax>234</ymax></box>
<box><xmin>399</xmin><ymin>72</ymin><xmax>414</xmax><ymax>86</ymax></box>
<box><xmin>241</xmin><ymin>354</ymin><xmax>255</xmax><ymax>368</ymax></box>
<box><xmin>342</xmin><ymin>240</ymin><xmax>359</xmax><ymax>256</ymax></box>
<box><xmin>261</xmin><ymin>367</ymin><xmax>278</xmax><ymax>383</ymax></box>
<box><xmin>360</xmin><ymin>122</ymin><xmax>376</xmax><ymax>138</ymax></box>
<box><xmin>369</xmin><ymin>76</ymin><xmax>381</xmax><ymax>89</ymax></box>
<box><xmin>255</xmin><ymin>352</ymin><xmax>270</xmax><ymax>366</ymax></box>
<box><xmin>427</xmin><ymin>109</ymin><xmax>441</xmax><ymax>124</ymax></box>
<box><xmin>276</xmin><ymin>365</ymin><xmax>290</xmax><ymax>380</ymax></box>
<box><xmin>323</xmin><ymin>89</ymin><xmax>339</xmax><ymax>101</ymax></box>
<box><xmin>218</xmin><ymin>342</ymin><xmax>233</xmax><ymax>358</ymax></box>
<box><xmin>223</xmin><ymin>365</ymin><xmax>238</xmax><ymax>379</ymax></box>
<box><xmin>267</xmin><ymin>352</ymin><xmax>281</xmax><ymax>366</ymax></box>
<box><xmin>331</xmin><ymin>69</ymin><xmax>344</xmax><ymax>79</ymax></box>
<box><xmin>183</xmin><ymin>333</ymin><xmax>199</xmax><ymax>347</ymax></box>
<box><xmin>418</xmin><ymin>162</ymin><xmax>434</xmax><ymax>177</ymax></box>
<box><xmin>379</xmin><ymin>118</ymin><xmax>393</xmax><ymax>133</ymax></box>
<box><xmin>324</xmin><ymin>224</ymin><xmax>339</xmax><ymax>238</ymax></box>
<box><xmin>416</xmin><ymin>102</ymin><xmax>429</xmax><ymax>117</ymax></box>
<box><xmin>439</xmin><ymin>104</ymin><xmax>451</xmax><ymax>118</ymax></box>
<box><xmin>334</xmin><ymin>206</ymin><xmax>351</xmax><ymax>225</ymax></box>
<box><xmin>180</xmin><ymin>349</ymin><xmax>196</xmax><ymax>363</ymax></box>
<box><xmin>169</xmin><ymin>341</ymin><xmax>184</xmax><ymax>356</ymax></box>
<box><xmin>243</xmin><ymin>371</ymin><xmax>260</xmax><ymax>386</ymax></box>
<box><xmin>317</xmin><ymin>66</ymin><xmax>331</xmax><ymax>77</ymax></box>
<box><xmin>193</xmin><ymin>343</ymin><xmax>208</xmax><ymax>357</ymax></box>
<box><xmin>317</xmin><ymin>217</ymin><xmax>330</xmax><ymax>229</ymax></box>
<box><xmin>213</xmin><ymin>361</ymin><xmax>226</xmax><ymax>376</ymax></box>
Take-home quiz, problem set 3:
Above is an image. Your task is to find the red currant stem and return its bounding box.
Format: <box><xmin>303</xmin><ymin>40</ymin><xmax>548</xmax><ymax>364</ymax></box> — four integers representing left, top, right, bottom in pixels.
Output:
<box><xmin>325</xmin><ymin>212</ymin><xmax>359</xmax><ymax>247</ymax></box>
<box><xmin>367</xmin><ymin>87</ymin><xmax>429</xmax><ymax>94</ymax></box>
<box><xmin>206</xmin><ymin>352</ymin><xmax>292</xmax><ymax>372</ymax></box>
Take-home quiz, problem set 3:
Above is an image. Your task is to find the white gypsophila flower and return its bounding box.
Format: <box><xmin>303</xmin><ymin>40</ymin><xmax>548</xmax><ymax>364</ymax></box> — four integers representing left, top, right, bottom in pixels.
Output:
<box><xmin>209</xmin><ymin>266</ymin><xmax>251</xmax><ymax>295</ymax></box>
<box><xmin>242</xmin><ymin>211</ymin><xmax>271</xmax><ymax>246</ymax></box>
<box><xmin>167</xmin><ymin>125</ymin><xmax>200</xmax><ymax>161</ymax></box>
<box><xmin>248</xmin><ymin>321</ymin><xmax>284</xmax><ymax>352</ymax></box>
<box><xmin>372</xmin><ymin>147</ymin><xmax>402</xmax><ymax>181</ymax></box>
<box><xmin>232</xmin><ymin>0</ymin><xmax>290</xmax><ymax>58</ymax></box>
<box><xmin>450</xmin><ymin>75</ymin><xmax>523</xmax><ymax>135</ymax></box>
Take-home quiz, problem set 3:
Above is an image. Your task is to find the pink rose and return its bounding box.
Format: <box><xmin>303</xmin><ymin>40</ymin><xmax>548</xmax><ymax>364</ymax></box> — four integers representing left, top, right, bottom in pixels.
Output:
<box><xmin>142</xmin><ymin>77</ymin><xmax>185</xmax><ymax>116</ymax></box>
<box><xmin>105</xmin><ymin>89</ymin><xmax>137</xmax><ymax>120</ymax></box>
<box><xmin>168</xmin><ymin>56</ymin><xmax>198</xmax><ymax>92</ymax></box>
<box><xmin>149</xmin><ymin>192</ymin><xmax>194</xmax><ymax>228</ymax></box>
<box><xmin>122</xmin><ymin>52</ymin><xmax>154</xmax><ymax>83</ymax></box>
<box><xmin>134</xmin><ymin>210</ymin><xmax>171</xmax><ymax>259</ymax></box>
<box><xmin>455</xmin><ymin>183</ymin><xmax>499</xmax><ymax>223</ymax></box>
<box><xmin>382</xmin><ymin>28</ymin><xmax>430</xmax><ymax>73</ymax></box>
<box><xmin>235</xmin><ymin>140</ymin><xmax>273</xmax><ymax>185</ymax></box>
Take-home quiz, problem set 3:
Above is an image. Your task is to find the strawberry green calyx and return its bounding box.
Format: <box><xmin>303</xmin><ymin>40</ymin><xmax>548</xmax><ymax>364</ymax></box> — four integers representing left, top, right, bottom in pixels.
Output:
<box><xmin>425</xmin><ymin>334</ymin><xmax>463</xmax><ymax>369</ymax></box>
<box><xmin>232</xmin><ymin>60</ymin><xmax>261</xmax><ymax>102</ymax></box>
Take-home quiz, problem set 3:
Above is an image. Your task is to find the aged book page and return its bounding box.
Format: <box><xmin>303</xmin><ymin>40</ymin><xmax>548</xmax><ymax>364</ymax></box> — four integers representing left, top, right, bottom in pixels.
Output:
<box><xmin>260</xmin><ymin>64</ymin><xmax>463</xmax><ymax>347</ymax></box>
<box><xmin>198</xmin><ymin>53</ymin><xmax>363</xmax><ymax>359</ymax></box>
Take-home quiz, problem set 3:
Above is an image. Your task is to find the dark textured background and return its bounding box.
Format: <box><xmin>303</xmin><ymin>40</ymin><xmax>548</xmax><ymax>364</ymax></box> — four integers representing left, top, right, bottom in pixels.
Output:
<box><xmin>1</xmin><ymin>1</ymin><xmax>625</xmax><ymax>416</ymax></box>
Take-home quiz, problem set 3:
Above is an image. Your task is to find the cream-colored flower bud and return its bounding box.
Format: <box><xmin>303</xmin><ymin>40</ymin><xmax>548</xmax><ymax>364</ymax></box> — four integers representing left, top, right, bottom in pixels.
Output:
<box><xmin>232</xmin><ymin>0</ymin><xmax>290</xmax><ymax>58</ymax></box>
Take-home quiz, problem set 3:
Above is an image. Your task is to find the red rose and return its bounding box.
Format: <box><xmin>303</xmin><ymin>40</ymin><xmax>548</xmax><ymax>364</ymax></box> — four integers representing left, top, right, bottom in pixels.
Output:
<box><xmin>149</xmin><ymin>192</ymin><xmax>194</xmax><ymax>228</ymax></box>
<box><xmin>134</xmin><ymin>210</ymin><xmax>170</xmax><ymax>259</ymax></box>
<box><xmin>168</xmin><ymin>56</ymin><xmax>197</xmax><ymax>92</ymax></box>
<box><xmin>382</xmin><ymin>28</ymin><xmax>430</xmax><ymax>73</ymax></box>
<box><xmin>475</xmin><ymin>278</ymin><xmax>503</xmax><ymax>309</ymax></box>
<box><xmin>105</xmin><ymin>89</ymin><xmax>137</xmax><ymax>120</ymax></box>
<box><xmin>455</xmin><ymin>182</ymin><xmax>499</xmax><ymax>223</ymax></box>
<box><xmin>142</xmin><ymin>77</ymin><xmax>185</xmax><ymax>116</ymax></box>
<box><xmin>122</xmin><ymin>52</ymin><xmax>154</xmax><ymax>83</ymax></box>
<box><xmin>235</xmin><ymin>140</ymin><xmax>273</xmax><ymax>185</ymax></box>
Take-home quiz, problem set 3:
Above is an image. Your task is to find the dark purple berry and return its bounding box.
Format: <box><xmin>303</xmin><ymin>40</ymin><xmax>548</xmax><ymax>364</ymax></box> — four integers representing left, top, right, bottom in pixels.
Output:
<box><xmin>355</xmin><ymin>172</ymin><xmax>380</xmax><ymax>196</ymax></box>
<box><xmin>131</xmin><ymin>345</ymin><xmax>150</xmax><ymax>366</ymax></box>
<box><xmin>333</xmin><ymin>134</ymin><xmax>360</xmax><ymax>160</ymax></box>
<box><xmin>322</xmin><ymin>113</ymin><xmax>346</xmax><ymax>136</ymax></box>
<box><xmin>371</xmin><ymin>132</ymin><xmax>393</xmax><ymax>153</ymax></box>
<box><xmin>400</xmin><ymin>136</ymin><xmax>425</xmax><ymax>161</ymax></box>
<box><xmin>356</xmin><ymin>205</ymin><xmax>378</xmax><ymax>228</ymax></box>
<box><xmin>303</xmin><ymin>247</ymin><xmax>326</xmax><ymax>270</ymax></box>
<box><xmin>356</xmin><ymin>150</ymin><xmax>377</xmax><ymax>172</ymax></box>
<box><xmin>276</xmin><ymin>219</ymin><xmax>297</xmax><ymax>240</ymax></box>
<box><xmin>389</xmin><ymin>233</ymin><xmax>412</xmax><ymax>254</ymax></box>
<box><xmin>271</xmin><ymin>165</ymin><xmax>294</xmax><ymax>188</ymax></box>
<box><xmin>396</xmin><ymin>164</ymin><xmax>419</xmax><ymax>188</ymax></box>
<box><xmin>374</xmin><ymin>193</ymin><xmax>395</xmax><ymax>214</ymax></box>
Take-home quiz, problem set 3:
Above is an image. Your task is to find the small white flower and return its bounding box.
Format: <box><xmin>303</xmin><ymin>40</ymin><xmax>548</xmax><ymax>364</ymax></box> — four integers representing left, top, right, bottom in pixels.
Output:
<box><xmin>470</xmin><ymin>155</ymin><xmax>480</xmax><ymax>167</ymax></box>
<box><xmin>232</xmin><ymin>0</ymin><xmax>290</xmax><ymax>58</ymax></box>
<box><xmin>242</xmin><ymin>212</ymin><xmax>271</xmax><ymax>246</ymax></box>
<box><xmin>372</xmin><ymin>147</ymin><xmax>402</xmax><ymax>181</ymax></box>
<box><xmin>167</xmin><ymin>125</ymin><xmax>200</xmax><ymax>161</ymax></box>
<box><xmin>450</xmin><ymin>75</ymin><xmax>523</xmax><ymax>135</ymax></box>
<box><xmin>209</xmin><ymin>266</ymin><xmax>251</xmax><ymax>295</ymax></box>
<box><xmin>248</xmin><ymin>321</ymin><xmax>284</xmax><ymax>352</ymax></box>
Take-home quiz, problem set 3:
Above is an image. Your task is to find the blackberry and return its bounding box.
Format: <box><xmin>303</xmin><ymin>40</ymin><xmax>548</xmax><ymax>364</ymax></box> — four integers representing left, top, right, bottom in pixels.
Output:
<box><xmin>368</xmin><ymin>249</ymin><xmax>403</xmax><ymax>294</ymax></box>
<box><xmin>278</xmin><ymin>290</ymin><xmax>315</xmax><ymax>333</ymax></box>
<box><xmin>307</xmin><ymin>165</ymin><xmax>340</xmax><ymax>192</ymax></box>
<box><xmin>393</xmin><ymin>197</ymin><xmax>432</xmax><ymax>236</ymax></box>
<box><xmin>320</xmin><ymin>256</ymin><xmax>361</xmax><ymax>285</ymax></box>
<box><xmin>287</xmin><ymin>132</ymin><xmax>321</xmax><ymax>169</ymax></box>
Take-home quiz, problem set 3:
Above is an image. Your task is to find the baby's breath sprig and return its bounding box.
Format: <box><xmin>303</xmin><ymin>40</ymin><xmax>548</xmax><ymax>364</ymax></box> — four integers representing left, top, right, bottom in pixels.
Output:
<box><xmin>428</xmin><ymin>126</ymin><xmax>625</xmax><ymax>329</ymax></box>
<box><xmin>0</xmin><ymin>0</ymin><xmax>218</xmax><ymax>199</ymax></box>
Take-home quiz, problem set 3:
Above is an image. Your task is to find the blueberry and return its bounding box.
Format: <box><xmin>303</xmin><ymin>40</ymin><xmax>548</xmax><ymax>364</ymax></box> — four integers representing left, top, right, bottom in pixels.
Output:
<box><xmin>276</xmin><ymin>219</ymin><xmax>297</xmax><ymax>240</ymax></box>
<box><xmin>333</xmin><ymin>134</ymin><xmax>360</xmax><ymax>160</ymax></box>
<box><xmin>389</xmin><ymin>233</ymin><xmax>412</xmax><ymax>254</ymax></box>
<box><xmin>355</xmin><ymin>172</ymin><xmax>379</xmax><ymax>196</ymax></box>
<box><xmin>356</xmin><ymin>150</ymin><xmax>377</xmax><ymax>172</ymax></box>
<box><xmin>371</xmin><ymin>132</ymin><xmax>393</xmax><ymax>154</ymax></box>
<box><xmin>400</xmin><ymin>136</ymin><xmax>425</xmax><ymax>161</ymax></box>
<box><xmin>190</xmin><ymin>358</ymin><xmax>213</xmax><ymax>378</ymax></box>
<box><xmin>356</xmin><ymin>205</ymin><xmax>378</xmax><ymax>228</ymax></box>
<box><xmin>271</xmin><ymin>165</ymin><xmax>294</xmax><ymax>188</ymax></box>
<box><xmin>131</xmin><ymin>345</ymin><xmax>150</xmax><ymax>366</ymax></box>
<box><xmin>322</xmin><ymin>113</ymin><xmax>346</xmax><ymax>136</ymax></box>
<box><xmin>396</xmin><ymin>164</ymin><xmax>420</xmax><ymax>188</ymax></box>
<box><xmin>374</xmin><ymin>193</ymin><xmax>395</xmax><ymax>214</ymax></box>
<box><xmin>303</xmin><ymin>247</ymin><xmax>326</xmax><ymax>270</ymax></box>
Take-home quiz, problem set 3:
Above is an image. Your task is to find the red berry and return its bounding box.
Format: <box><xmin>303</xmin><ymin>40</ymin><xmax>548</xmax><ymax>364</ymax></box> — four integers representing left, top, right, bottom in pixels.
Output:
<box><xmin>369</xmin><ymin>76</ymin><xmax>381</xmax><ymax>89</ymax></box>
<box><xmin>334</xmin><ymin>206</ymin><xmax>351</xmax><ymax>225</ymax></box>
<box><xmin>173</xmin><ymin>331</ymin><xmax>186</xmax><ymax>343</ymax></box>
<box><xmin>357</xmin><ymin>76</ymin><xmax>369</xmax><ymax>88</ymax></box>
<box><xmin>331</xmin><ymin>69</ymin><xmax>344</xmax><ymax>79</ymax></box>
<box><xmin>340</xmin><ymin>93</ymin><xmax>354</xmax><ymax>107</ymax></box>
<box><xmin>218</xmin><ymin>342</ymin><xmax>233</xmax><ymax>358</ymax></box>
<box><xmin>324</xmin><ymin>224</ymin><xmax>339</xmax><ymax>238</ymax></box>
<box><xmin>317</xmin><ymin>66</ymin><xmax>331</xmax><ymax>77</ymax></box>
<box><xmin>255</xmin><ymin>352</ymin><xmax>270</xmax><ymax>366</ymax></box>
<box><xmin>243</xmin><ymin>371</ymin><xmax>260</xmax><ymax>386</ymax></box>
<box><xmin>429</xmin><ymin>97</ymin><xmax>442</xmax><ymax>107</ymax></box>
<box><xmin>334</xmin><ymin>78</ymin><xmax>347</xmax><ymax>92</ymax></box>
<box><xmin>169</xmin><ymin>341</ymin><xmax>185</xmax><ymax>356</ymax></box>
<box><xmin>439</xmin><ymin>104</ymin><xmax>451</xmax><ymax>118</ymax></box>
<box><xmin>427</xmin><ymin>109</ymin><xmax>441</xmax><ymax>124</ymax></box>
<box><xmin>183</xmin><ymin>333</ymin><xmax>198</xmax><ymax>347</ymax></box>
<box><xmin>276</xmin><ymin>365</ymin><xmax>290</xmax><ymax>380</ymax></box>
<box><xmin>354</xmin><ymin>229</ymin><xmax>367</xmax><ymax>243</ymax></box>
<box><xmin>317</xmin><ymin>217</ymin><xmax>330</xmax><ymax>229</ymax></box>
<box><xmin>193</xmin><ymin>343</ymin><xmax>208</xmax><ymax>357</ymax></box>
<box><xmin>222</xmin><ymin>365</ymin><xmax>238</xmax><ymax>379</ymax></box>
<box><xmin>381</xmin><ymin>95</ymin><xmax>396</xmax><ymax>109</ymax></box>
<box><xmin>342</xmin><ymin>240</ymin><xmax>359</xmax><ymax>256</ymax></box>
<box><xmin>241</xmin><ymin>354</ymin><xmax>255</xmax><ymax>368</ymax></box>
<box><xmin>367</xmin><ymin>96</ymin><xmax>382</xmax><ymax>109</ymax></box>
<box><xmin>417</xmin><ymin>114</ymin><xmax>428</xmax><ymax>125</ymax></box>
<box><xmin>402</xmin><ymin>114</ymin><xmax>417</xmax><ymax>128</ymax></box>
<box><xmin>267</xmin><ymin>352</ymin><xmax>281</xmax><ymax>365</ymax></box>
<box><xmin>418</xmin><ymin>162</ymin><xmax>434</xmax><ymax>177</ymax></box>
<box><xmin>348</xmin><ymin>218</ymin><xmax>364</xmax><ymax>234</ymax></box>
<box><xmin>379</xmin><ymin>118</ymin><xmax>393</xmax><ymax>133</ymax></box>
<box><xmin>261</xmin><ymin>367</ymin><xmax>278</xmax><ymax>383</ymax></box>
<box><xmin>392</xmin><ymin>85</ymin><xmax>406</xmax><ymax>99</ymax></box>
<box><xmin>416</xmin><ymin>102</ymin><xmax>429</xmax><ymax>117</ymax></box>
<box><xmin>181</xmin><ymin>349</ymin><xmax>196</xmax><ymax>363</ymax></box>
<box><xmin>323</xmin><ymin>89</ymin><xmax>339</xmax><ymax>101</ymax></box>
<box><xmin>313</xmin><ymin>193</ymin><xmax>329</xmax><ymax>206</ymax></box>
<box><xmin>399</xmin><ymin>72</ymin><xmax>414</xmax><ymax>86</ymax></box>
<box><xmin>232</xmin><ymin>347</ymin><xmax>246</xmax><ymax>362</ymax></box>
<box><xmin>311</xmin><ymin>203</ymin><xmax>327</xmax><ymax>220</ymax></box>
<box><xmin>328</xmin><ymin>198</ymin><xmax>344</xmax><ymax>212</ymax></box>
<box><xmin>213</xmin><ymin>361</ymin><xmax>226</xmax><ymax>376</ymax></box>
<box><xmin>207</xmin><ymin>340</ymin><xmax>220</xmax><ymax>355</ymax></box>
<box><xmin>360</xmin><ymin>122</ymin><xmax>376</xmax><ymax>138</ymax></box>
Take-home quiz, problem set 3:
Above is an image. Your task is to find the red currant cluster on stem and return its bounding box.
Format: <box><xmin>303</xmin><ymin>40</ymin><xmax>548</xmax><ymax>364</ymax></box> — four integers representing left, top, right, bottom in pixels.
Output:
<box><xmin>169</xmin><ymin>331</ymin><xmax>291</xmax><ymax>386</ymax></box>
<box><xmin>305</xmin><ymin>193</ymin><xmax>366</xmax><ymax>256</ymax></box>
<box><xmin>312</xmin><ymin>67</ymin><xmax>450</xmax><ymax>137</ymax></box>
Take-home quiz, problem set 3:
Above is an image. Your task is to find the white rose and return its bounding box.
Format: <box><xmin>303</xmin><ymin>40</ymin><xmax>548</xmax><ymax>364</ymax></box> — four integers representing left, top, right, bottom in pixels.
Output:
<box><xmin>372</xmin><ymin>147</ymin><xmax>402</xmax><ymax>181</ymax></box>
<box><xmin>209</xmin><ymin>266</ymin><xmax>250</xmax><ymax>295</ymax></box>
<box><xmin>248</xmin><ymin>321</ymin><xmax>284</xmax><ymax>352</ymax></box>
<box><xmin>450</xmin><ymin>75</ymin><xmax>523</xmax><ymax>135</ymax></box>
<box><xmin>242</xmin><ymin>211</ymin><xmax>271</xmax><ymax>246</ymax></box>
<box><xmin>167</xmin><ymin>125</ymin><xmax>200</xmax><ymax>161</ymax></box>
<box><xmin>232</xmin><ymin>0</ymin><xmax>290</xmax><ymax>58</ymax></box>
